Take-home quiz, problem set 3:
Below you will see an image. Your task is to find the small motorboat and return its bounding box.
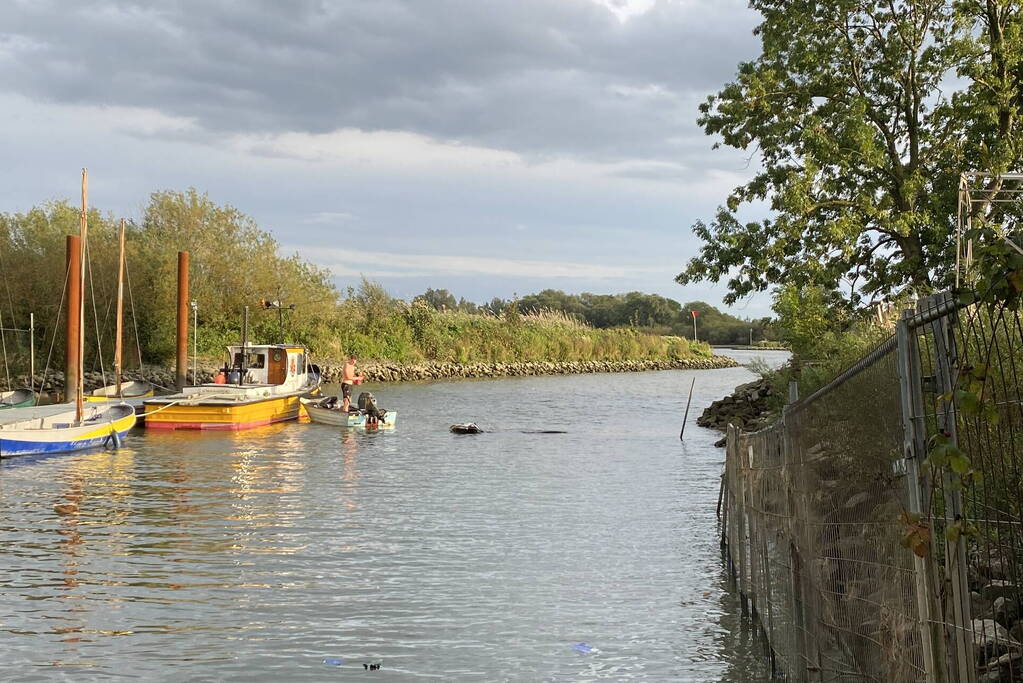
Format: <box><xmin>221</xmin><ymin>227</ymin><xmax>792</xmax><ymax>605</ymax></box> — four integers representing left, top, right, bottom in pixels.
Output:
<box><xmin>0</xmin><ymin>389</ymin><xmax>36</xmax><ymax>409</ymax></box>
<box><xmin>301</xmin><ymin>393</ymin><xmax>397</xmax><ymax>429</ymax></box>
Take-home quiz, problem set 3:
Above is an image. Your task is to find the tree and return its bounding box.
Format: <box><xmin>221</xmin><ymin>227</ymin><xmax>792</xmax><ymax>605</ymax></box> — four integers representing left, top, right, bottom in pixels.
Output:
<box><xmin>133</xmin><ymin>189</ymin><xmax>338</xmax><ymax>359</ymax></box>
<box><xmin>771</xmin><ymin>285</ymin><xmax>848</xmax><ymax>358</ymax></box>
<box><xmin>480</xmin><ymin>297</ymin><xmax>508</xmax><ymax>316</ymax></box>
<box><xmin>414</xmin><ymin>288</ymin><xmax>458</xmax><ymax>311</ymax></box>
<box><xmin>619</xmin><ymin>292</ymin><xmax>680</xmax><ymax>327</ymax></box>
<box><xmin>677</xmin><ymin>0</ymin><xmax>1023</xmax><ymax>307</ymax></box>
<box><xmin>517</xmin><ymin>289</ymin><xmax>588</xmax><ymax>320</ymax></box>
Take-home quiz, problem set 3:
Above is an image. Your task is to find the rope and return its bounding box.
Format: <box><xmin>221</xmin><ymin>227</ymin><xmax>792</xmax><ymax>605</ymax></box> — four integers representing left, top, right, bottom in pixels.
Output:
<box><xmin>0</xmin><ymin>307</ymin><xmax>9</xmax><ymax>391</ymax></box>
<box><xmin>123</xmin><ymin>257</ymin><xmax>146</xmax><ymax>380</ymax></box>
<box><xmin>0</xmin><ymin>237</ymin><xmax>19</xmax><ymax>366</ymax></box>
<box><xmin>84</xmin><ymin>238</ymin><xmax>107</xmax><ymax>389</ymax></box>
<box><xmin>39</xmin><ymin>257</ymin><xmax>71</xmax><ymax>405</ymax></box>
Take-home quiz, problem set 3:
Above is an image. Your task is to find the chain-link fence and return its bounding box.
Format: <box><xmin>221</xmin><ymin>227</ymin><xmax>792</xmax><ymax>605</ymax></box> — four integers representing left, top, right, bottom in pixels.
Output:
<box><xmin>721</xmin><ymin>292</ymin><xmax>1023</xmax><ymax>682</ymax></box>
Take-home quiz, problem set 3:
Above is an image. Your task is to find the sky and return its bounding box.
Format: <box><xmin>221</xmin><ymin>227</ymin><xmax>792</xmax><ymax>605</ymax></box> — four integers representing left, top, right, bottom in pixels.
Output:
<box><xmin>0</xmin><ymin>0</ymin><xmax>771</xmax><ymax>317</ymax></box>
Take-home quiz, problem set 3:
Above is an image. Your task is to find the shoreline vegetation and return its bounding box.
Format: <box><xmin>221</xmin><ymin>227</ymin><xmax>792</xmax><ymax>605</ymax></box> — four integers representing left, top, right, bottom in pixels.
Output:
<box><xmin>0</xmin><ymin>191</ymin><xmax>746</xmax><ymax>382</ymax></box>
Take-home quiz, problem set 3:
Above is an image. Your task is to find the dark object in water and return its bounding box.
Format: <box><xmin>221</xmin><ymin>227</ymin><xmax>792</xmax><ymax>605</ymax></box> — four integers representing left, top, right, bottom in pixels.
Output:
<box><xmin>520</xmin><ymin>430</ymin><xmax>567</xmax><ymax>434</ymax></box>
<box><xmin>450</xmin><ymin>423</ymin><xmax>483</xmax><ymax>434</ymax></box>
<box><xmin>363</xmin><ymin>662</ymin><xmax>382</xmax><ymax>670</ymax></box>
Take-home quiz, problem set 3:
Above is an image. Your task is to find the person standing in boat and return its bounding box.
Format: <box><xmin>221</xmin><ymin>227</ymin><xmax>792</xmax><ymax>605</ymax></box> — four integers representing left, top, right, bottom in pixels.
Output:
<box><xmin>340</xmin><ymin>354</ymin><xmax>364</xmax><ymax>413</ymax></box>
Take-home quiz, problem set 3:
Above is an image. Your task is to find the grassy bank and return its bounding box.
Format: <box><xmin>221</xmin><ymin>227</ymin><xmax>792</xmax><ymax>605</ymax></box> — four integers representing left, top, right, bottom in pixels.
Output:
<box><xmin>311</xmin><ymin>290</ymin><xmax>716</xmax><ymax>365</ymax></box>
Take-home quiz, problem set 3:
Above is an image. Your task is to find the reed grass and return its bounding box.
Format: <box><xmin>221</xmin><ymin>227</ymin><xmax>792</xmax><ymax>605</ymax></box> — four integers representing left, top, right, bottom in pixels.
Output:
<box><xmin>310</xmin><ymin>293</ymin><xmax>712</xmax><ymax>364</ymax></box>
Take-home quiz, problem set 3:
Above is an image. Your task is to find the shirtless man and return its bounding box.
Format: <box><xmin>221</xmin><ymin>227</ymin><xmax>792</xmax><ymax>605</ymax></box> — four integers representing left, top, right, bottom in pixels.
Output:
<box><xmin>340</xmin><ymin>354</ymin><xmax>364</xmax><ymax>413</ymax></box>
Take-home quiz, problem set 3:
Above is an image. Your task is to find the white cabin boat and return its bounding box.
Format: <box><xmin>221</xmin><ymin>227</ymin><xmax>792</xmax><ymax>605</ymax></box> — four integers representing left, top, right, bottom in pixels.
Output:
<box><xmin>143</xmin><ymin>344</ymin><xmax>319</xmax><ymax>430</ymax></box>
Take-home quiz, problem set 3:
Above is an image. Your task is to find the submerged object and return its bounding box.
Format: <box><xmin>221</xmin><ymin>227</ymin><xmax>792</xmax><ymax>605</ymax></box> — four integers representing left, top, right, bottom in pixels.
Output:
<box><xmin>572</xmin><ymin>642</ymin><xmax>599</xmax><ymax>654</ymax></box>
<box><xmin>450</xmin><ymin>423</ymin><xmax>483</xmax><ymax>434</ymax></box>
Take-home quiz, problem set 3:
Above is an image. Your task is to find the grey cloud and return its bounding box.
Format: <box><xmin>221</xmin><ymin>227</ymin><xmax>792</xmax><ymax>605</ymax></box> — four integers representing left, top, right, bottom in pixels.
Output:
<box><xmin>0</xmin><ymin>0</ymin><xmax>759</xmax><ymax>162</ymax></box>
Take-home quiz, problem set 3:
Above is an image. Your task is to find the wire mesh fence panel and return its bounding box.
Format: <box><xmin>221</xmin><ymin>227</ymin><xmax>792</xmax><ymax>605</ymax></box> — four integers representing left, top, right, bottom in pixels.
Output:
<box><xmin>723</xmin><ymin>340</ymin><xmax>926</xmax><ymax>682</ymax></box>
<box><xmin>721</xmin><ymin>291</ymin><xmax>1023</xmax><ymax>681</ymax></box>
<box><xmin>788</xmin><ymin>342</ymin><xmax>925</xmax><ymax>682</ymax></box>
<box><xmin>940</xmin><ymin>300</ymin><xmax>1023</xmax><ymax>680</ymax></box>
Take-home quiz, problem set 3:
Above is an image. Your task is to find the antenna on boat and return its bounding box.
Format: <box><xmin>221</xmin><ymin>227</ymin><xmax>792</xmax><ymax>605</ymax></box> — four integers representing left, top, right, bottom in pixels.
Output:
<box><xmin>259</xmin><ymin>292</ymin><xmax>296</xmax><ymax>344</ymax></box>
<box><xmin>76</xmin><ymin>168</ymin><xmax>87</xmax><ymax>424</ymax></box>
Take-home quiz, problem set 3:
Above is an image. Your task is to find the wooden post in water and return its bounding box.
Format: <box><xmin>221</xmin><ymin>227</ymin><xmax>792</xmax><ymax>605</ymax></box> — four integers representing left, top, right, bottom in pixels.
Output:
<box><xmin>679</xmin><ymin>376</ymin><xmax>696</xmax><ymax>439</ymax></box>
<box><xmin>64</xmin><ymin>235</ymin><xmax>82</xmax><ymax>404</ymax></box>
<box><xmin>176</xmin><ymin>251</ymin><xmax>189</xmax><ymax>390</ymax></box>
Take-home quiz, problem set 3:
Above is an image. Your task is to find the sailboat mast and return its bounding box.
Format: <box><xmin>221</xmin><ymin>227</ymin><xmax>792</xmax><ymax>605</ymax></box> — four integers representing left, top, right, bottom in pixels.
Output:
<box><xmin>114</xmin><ymin>219</ymin><xmax>125</xmax><ymax>396</ymax></box>
<box><xmin>76</xmin><ymin>168</ymin><xmax>87</xmax><ymax>422</ymax></box>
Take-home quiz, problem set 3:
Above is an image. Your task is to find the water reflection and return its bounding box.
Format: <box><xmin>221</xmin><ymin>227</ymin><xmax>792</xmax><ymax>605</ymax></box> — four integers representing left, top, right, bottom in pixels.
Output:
<box><xmin>0</xmin><ymin>358</ymin><xmax>788</xmax><ymax>680</ymax></box>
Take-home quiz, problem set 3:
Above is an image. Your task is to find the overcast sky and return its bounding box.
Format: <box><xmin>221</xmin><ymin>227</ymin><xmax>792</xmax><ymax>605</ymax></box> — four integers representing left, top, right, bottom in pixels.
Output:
<box><xmin>0</xmin><ymin>0</ymin><xmax>770</xmax><ymax>316</ymax></box>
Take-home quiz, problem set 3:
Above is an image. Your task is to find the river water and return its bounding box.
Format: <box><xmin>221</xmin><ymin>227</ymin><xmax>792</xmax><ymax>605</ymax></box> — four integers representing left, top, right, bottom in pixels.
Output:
<box><xmin>0</xmin><ymin>349</ymin><xmax>788</xmax><ymax>681</ymax></box>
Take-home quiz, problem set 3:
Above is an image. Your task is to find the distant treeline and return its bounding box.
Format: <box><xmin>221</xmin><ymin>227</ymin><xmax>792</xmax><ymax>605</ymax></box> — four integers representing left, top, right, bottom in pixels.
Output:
<box><xmin>0</xmin><ymin>190</ymin><xmax>718</xmax><ymax>374</ymax></box>
<box><xmin>414</xmin><ymin>288</ymin><xmax>779</xmax><ymax>346</ymax></box>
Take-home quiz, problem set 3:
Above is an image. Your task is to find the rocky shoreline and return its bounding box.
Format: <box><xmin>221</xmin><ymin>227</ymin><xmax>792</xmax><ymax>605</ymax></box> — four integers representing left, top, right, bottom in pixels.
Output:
<box><xmin>697</xmin><ymin>377</ymin><xmax>776</xmax><ymax>445</ymax></box>
<box><xmin>321</xmin><ymin>356</ymin><xmax>738</xmax><ymax>382</ymax></box>
<box><xmin>968</xmin><ymin>551</ymin><xmax>1023</xmax><ymax>679</ymax></box>
<box><xmin>17</xmin><ymin>355</ymin><xmax>738</xmax><ymax>396</ymax></box>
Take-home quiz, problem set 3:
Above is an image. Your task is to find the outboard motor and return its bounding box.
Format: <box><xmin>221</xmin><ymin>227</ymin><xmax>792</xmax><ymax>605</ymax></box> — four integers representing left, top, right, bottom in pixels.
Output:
<box><xmin>357</xmin><ymin>392</ymin><xmax>375</xmax><ymax>411</ymax></box>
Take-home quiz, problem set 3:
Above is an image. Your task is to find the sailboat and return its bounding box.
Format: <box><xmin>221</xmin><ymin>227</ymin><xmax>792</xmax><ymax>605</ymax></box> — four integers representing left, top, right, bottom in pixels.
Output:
<box><xmin>0</xmin><ymin>170</ymin><xmax>136</xmax><ymax>458</ymax></box>
<box><xmin>87</xmin><ymin>219</ymin><xmax>155</xmax><ymax>402</ymax></box>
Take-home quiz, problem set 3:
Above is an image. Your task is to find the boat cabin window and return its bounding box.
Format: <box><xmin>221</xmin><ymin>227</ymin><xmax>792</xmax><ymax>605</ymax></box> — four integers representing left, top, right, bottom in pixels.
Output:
<box><xmin>233</xmin><ymin>352</ymin><xmax>266</xmax><ymax>369</ymax></box>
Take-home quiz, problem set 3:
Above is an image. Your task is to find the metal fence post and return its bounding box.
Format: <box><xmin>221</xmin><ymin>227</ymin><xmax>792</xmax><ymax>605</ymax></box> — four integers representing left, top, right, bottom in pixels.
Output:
<box><xmin>730</xmin><ymin>423</ymin><xmax>751</xmax><ymax>615</ymax></box>
<box><xmin>924</xmin><ymin>293</ymin><xmax>976</xmax><ymax>683</ymax></box>
<box><xmin>782</xmin><ymin>385</ymin><xmax>815</xmax><ymax>683</ymax></box>
<box><xmin>897</xmin><ymin>309</ymin><xmax>948</xmax><ymax>683</ymax></box>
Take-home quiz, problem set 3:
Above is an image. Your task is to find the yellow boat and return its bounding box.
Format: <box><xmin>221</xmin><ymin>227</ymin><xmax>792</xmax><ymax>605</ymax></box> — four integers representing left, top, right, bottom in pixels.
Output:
<box><xmin>142</xmin><ymin>344</ymin><xmax>319</xmax><ymax>430</ymax></box>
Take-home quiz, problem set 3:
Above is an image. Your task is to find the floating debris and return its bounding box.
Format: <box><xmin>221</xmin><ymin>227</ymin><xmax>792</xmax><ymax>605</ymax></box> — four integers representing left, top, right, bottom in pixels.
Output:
<box><xmin>322</xmin><ymin>657</ymin><xmax>343</xmax><ymax>667</ymax></box>
<box><xmin>363</xmin><ymin>662</ymin><xmax>382</xmax><ymax>670</ymax></box>
<box><xmin>450</xmin><ymin>423</ymin><xmax>483</xmax><ymax>434</ymax></box>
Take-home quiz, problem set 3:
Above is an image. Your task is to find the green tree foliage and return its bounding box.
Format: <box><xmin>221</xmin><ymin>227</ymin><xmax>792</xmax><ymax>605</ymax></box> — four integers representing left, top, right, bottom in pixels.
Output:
<box><xmin>515</xmin><ymin>289</ymin><xmax>775</xmax><ymax>344</ymax></box>
<box><xmin>414</xmin><ymin>288</ymin><xmax>458</xmax><ymax>311</ymax></box>
<box><xmin>480</xmin><ymin>297</ymin><xmax>509</xmax><ymax>316</ymax></box>
<box><xmin>770</xmin><ymin>285</ymin><xmax>849</xmax><ymax>359</ymax></box>
<box><xmin>133</xmin><ymin>189</ymin><xmax>339</xmax><ymax>360</ymax></box>
<box><xmin>0</xmin><ymin>190</ymin><xmax>339</xmax><ymax>370</ymax></box>
<box><xmin>677</xmin><ymin>0</ymin><xmax>1023</xmax><ymax>307</ymax></box>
